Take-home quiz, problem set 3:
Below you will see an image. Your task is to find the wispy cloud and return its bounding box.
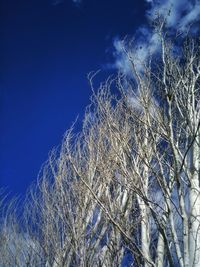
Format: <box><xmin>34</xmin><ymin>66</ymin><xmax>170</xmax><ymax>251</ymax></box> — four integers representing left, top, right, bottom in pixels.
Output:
<box><xmin>111</xmin><ymin>27</ymin><xmax>160</xmax><ymax>74</ymax></box>
<box><xmin>147</xmin><ymin>0</ymin><xmax>200</xmax><ymax>30</ymax></box>
<box><xmin>72</xmin><ymin>0</ymin><xmax>82</xmax><ymax>5</ymax></box>
<box><xmin>52</xmin><ymin>0</ymin><xmax>82</xmax><ymax>6</ymax></box>
<box><xmin>52</xmin><ymin>0</ymin><xmax>64</xmax><ymax>6</ymax></box>
<box><xmin>111</xmin><ymin>0</ymin><xmax>200</xmax><ymax>74</ymax></box>
<box><xmin>51</xmin><ymin>0</ymin><xmax>64</xmax><ymax>6</ymax></box>
<box><xmin>111</xmin><ymin>38</ymin><xmax>133</xmax><ymax>76</ymax></box>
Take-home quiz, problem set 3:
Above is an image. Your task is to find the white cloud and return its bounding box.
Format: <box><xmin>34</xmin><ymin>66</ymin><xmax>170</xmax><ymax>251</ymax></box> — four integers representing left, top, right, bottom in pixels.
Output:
<box><xmin>111</xmin><ymin>0</ymin><xmax>200</xmax><ymax>75</ymax></box>
<box><xmin>179</xmin><ymin>1</ymin><xmax>200</xmax><ymax>30</ymax></box>
<box><xmin>111</xmin><ymin>27</ymin><xmax>160</xmax><ymax>75</ymax></box>
<box><xmin>112</xmin><ymin>38</ymin><xmax>132</xmax><ymax>76</ymax></box>
<box><xmin>147</xmin><ymin>0</ymin><xmax>200</xmax><ymax>30</ymax></box>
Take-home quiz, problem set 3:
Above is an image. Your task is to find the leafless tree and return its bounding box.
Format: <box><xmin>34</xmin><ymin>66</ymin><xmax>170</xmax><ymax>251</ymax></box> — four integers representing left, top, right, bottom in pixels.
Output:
<box><xmin>0</xmin><ymin>20</ymin><xmax>200</xmax><ymax>267</ymax></box>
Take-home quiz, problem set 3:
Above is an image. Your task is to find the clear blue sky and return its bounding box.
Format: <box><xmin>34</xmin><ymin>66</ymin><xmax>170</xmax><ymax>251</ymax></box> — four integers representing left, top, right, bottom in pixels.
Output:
<box><xmin>0</xmin><ymin>0</ymin><xmax>147</xmax><ymax>195</ymax></box>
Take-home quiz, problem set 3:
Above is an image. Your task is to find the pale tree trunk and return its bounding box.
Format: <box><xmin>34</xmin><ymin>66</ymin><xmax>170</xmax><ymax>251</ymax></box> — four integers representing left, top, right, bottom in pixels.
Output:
<box><xmin>156</xmin><ymin>233</ymin><xmax>164</xmax><ymax>267</ymax></box>
<box><xmin>138</xmin><ymin>121</ymin><xmax>151</xmax><ymax>267</ymax></box>
<box><xmin>189</xmin><ymin>132</ymin><xmax>200</xmax><ymax>267</ymax></box>
<box><xmin>140</xmin><ymin>198</ymin><xmax>151</xmax><ymax>267</ymax></box>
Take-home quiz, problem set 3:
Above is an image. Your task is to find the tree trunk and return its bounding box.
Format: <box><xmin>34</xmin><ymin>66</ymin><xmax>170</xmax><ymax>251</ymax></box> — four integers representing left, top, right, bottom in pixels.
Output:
<box><xmin>189</xmin><ymin>136</ymin><xmax>200</xmax><ymax>267</ymax></box>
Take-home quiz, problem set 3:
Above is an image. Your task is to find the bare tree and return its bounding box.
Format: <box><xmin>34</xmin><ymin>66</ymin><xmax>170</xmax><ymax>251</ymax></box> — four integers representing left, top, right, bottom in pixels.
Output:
<box><xmin>0</xmin><ymin>20</ymin><xmax>200</xmax><ymax>267</ymax></box>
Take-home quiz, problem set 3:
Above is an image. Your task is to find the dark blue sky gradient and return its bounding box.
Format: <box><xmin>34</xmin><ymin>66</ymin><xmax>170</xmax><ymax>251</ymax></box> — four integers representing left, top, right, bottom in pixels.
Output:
<box><xmin>0</xmin><ymin>0</ymin><xmax>147</xmax><ymax>195</ymax></box>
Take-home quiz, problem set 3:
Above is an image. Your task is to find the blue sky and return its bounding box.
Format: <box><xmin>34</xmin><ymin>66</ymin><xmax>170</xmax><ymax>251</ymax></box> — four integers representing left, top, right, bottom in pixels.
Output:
<box><xmin>1</xmin><ymin>0</ymin><xmax>200</xmax><ymax>195</ymax></box>
<box><xmin>1</xmin><ymin>0</ymin><xmax>147</xmax><ymax>195</ymax></box>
